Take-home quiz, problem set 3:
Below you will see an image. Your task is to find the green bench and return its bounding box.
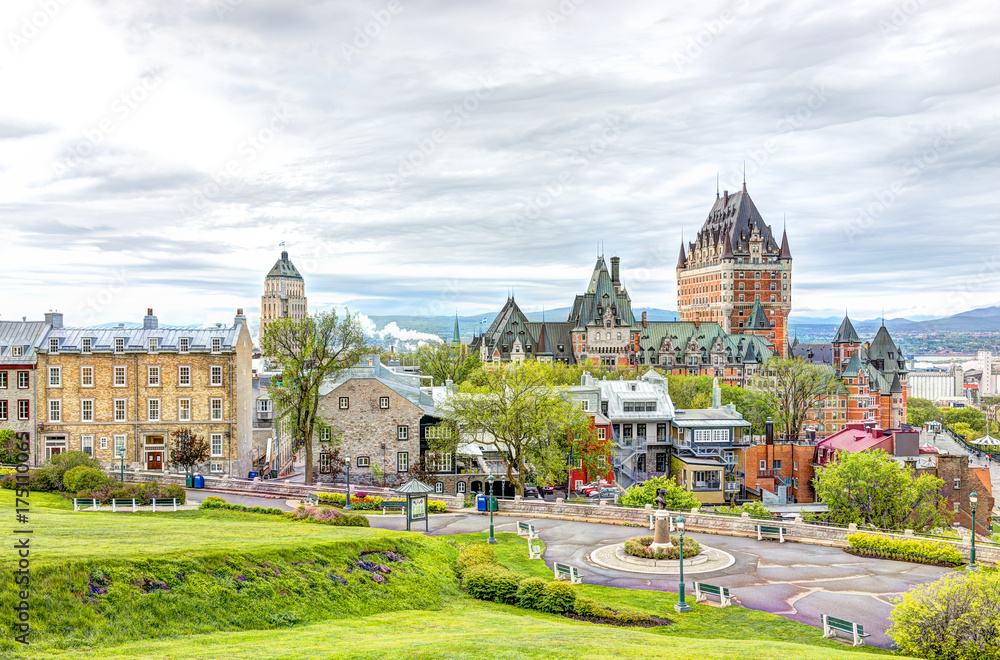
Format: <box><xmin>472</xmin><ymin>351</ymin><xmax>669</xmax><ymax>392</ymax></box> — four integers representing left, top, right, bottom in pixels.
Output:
<box><xmin>150</xmin><ymin>498</ymin><xmax>179</xmax><ymax>512</ymax></box>
<box><xmin>553</xmin><ymin>562</ymin><xmax>584</xmax><ymax>585</ymax></box>
<box><xmin>693</xmin><ymin>581</ymin><xmax>733</xmax><ymax>607</ymax></box>
<box><xmin>382</xmin><ymin>500</ymin><xmax>406</xmax><ymax>515</ymax></box>
<box><xmin>756</xmin><ymin>524</ymin><xmax>786</xmax><ymax>543</ymax></box>
<box><xmin>528</xmin><ymin>541</ymin><xmax>543</xmax><ymax>560</ymax></box>
<box><xmin>821</xmin><ymin>614</ymin><xmax>870</xmax><ymax>646</ymax></box>
<box><xmin>517</xmin><ymin>521</ymin><xmax>539</xmax><ymax>540</ymax></box>
<box><xmin>111</xmin><ymin>498</ymin><xmax>138</xmax><ymax>513</ymax></box>
<box><xmin>73</xmin><ymin>498</ymin><xmax>100</xmax><ymax>512</ymax></box>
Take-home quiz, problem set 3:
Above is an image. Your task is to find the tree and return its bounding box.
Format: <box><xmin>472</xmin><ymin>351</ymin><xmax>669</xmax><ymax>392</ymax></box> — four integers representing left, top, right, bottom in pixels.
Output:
<box><xmin>0</xmin><ymin>429</ymin><xmax>20</xmax><ymax>464</ymax></box>
<box><xmin>618</xmin><ymin>475</ymin><xmax>699</xmax><ymax>509</ymax></box>
<box><xmin>168</xmin><ymin>428</ymin><xmax>210</xmax><ymax>475</ymax></box>
<box><xmin>260</xmin><ymin>309</ymin><xmax>368</xmax><ymax>485</ymax></box>
<box><xmin>907</xmin><ymin>397</ymin><xmax>944</xmax><ymax>428</ymax></box>
<box><xmin>436</xmin><ymin>361</ymin><xmax>595</xmax><ymax>495</ymax></box>
<box><xmin>751</xmin><ymin>358</ymin><xmax>840</xmax><ymax>441</ymax></box>
<box><xmin>889</xmin><ymin>571</ymin><xmax>1000</xmax><ymax>660</ymax></box>
<box><xmin>943</xmin><ymin>407</ymin><xmax>986</xmax><ymax>433</ymax></box>
<box><xmin>813</xmin><ymin>450</ymin><xmax>949</xmax><ymax>532</ymax></box>
<box><xmin>414</xmin><ymin>342</ymin><xmax>481</xmax><ymax>386</ymax></box>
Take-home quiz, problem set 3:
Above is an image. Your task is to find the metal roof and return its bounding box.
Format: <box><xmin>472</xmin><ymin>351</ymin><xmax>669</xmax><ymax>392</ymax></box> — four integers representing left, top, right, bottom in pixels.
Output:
<box><xmin>266</xmin><ymin>251</ymin><xmax>303</xmax><ymax>279</ymax></box>
<box><xmin>41</xmin><ymin>323</ymin><xmax>244</xmax><ymax>354</ymax></box>
<box><xmin>0</xmin><ymin>320</ymin><xmax>48</xmax><ymax>364</ymax></box>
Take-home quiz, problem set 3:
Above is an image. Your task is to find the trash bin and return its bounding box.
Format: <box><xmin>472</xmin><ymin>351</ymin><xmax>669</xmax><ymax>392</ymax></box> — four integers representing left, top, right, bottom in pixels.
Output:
<box><xmin>270</xmin><ymin>470</ymin><xmax>277</xmax><ymax>479</ymax></box>
<box><xmin>476</xmin><ymin>493</ymin><xmax>487</xmax><ymax>512</ymax></box>
<box><xmin>248</xmin><ymin>471</ymin><xmax>258</xmax><ymax>480</ymax></box>
<box><xmin>185</xmin><ymin>475</ymin><xmax>194</xmax><ymax>488</ymax></box>
<box><xmin>193</xmin><ymin>474</ymin><xmax>205</xmax><ymax>489</ymax></box>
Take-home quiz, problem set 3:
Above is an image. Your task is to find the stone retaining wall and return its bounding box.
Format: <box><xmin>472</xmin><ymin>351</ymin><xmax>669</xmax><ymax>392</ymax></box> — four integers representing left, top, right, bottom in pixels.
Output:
<box><xmin>493</xmin><ymin>498</ymin><xmax>1000</xmax><ymax>565</ymax></box>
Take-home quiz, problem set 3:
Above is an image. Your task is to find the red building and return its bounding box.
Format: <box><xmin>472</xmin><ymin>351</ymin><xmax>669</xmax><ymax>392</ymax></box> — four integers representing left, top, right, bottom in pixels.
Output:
<box><xmin>567</xmin><ymin>411</ymin><xmax>614</xmax><ymax>491</ymax></box>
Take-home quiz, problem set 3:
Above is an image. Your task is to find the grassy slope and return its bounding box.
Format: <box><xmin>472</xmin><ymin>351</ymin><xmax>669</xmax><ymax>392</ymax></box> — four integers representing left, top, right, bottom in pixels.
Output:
<box><xmin>6</xmin><ymin>492</ymin><xmax>907</xmax><ymax>659</ymax></box>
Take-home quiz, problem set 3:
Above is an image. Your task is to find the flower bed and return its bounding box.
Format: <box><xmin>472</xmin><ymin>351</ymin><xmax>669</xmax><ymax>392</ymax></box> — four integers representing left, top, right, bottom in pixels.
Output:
<box><xmin>316</xmin><ymin>491</ymin><xmax>448</xmax><ymax>513</ymax></box>
<box><xmin>846</xmin><ymin>532</ymin><xmax>964</xmax><ymax>567</ymax></box>
<box><xmin>623</xmin><ymin>535</ymin><xmax>700</xmax><ymax>560</ymax></box>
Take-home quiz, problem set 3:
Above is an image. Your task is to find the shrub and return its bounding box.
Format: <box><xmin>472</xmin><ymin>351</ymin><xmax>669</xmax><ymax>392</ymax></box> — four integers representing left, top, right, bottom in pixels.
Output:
<box><xmin>713</xmin><ymin>501</ymin><xmax>772</xmax><ymax>519</ymax></box>
<box><xmin>516</xmin><ymin>576</ymin><xmax>548</xmax><ymax>610</ymax></box>
<box><xmin>288</xmin><ymin>505</ymin><xmax>371</xmax><ymax>527</ymax></box>
<box><xmin>574</xmin><ymin>596</ymin><xmax>612</xmax><ymax>618</ymax></box>
<box><xmin>64</xmin><ymin>466</ymin><xmax>111</xmax><ymax>493</ymax></box>
<box><xmin>45</xmin><ymin>451</ymin><xmax>101</xmax><ymax>491</ymax></box>
<box><xmin>847</xmin><ymin>533</ymin><xmax>964</xmax><ymax>567</ymax></box>
<box><xmin>457</xmin><ymin>544</ymin><xmax>496</xmax><ymax>578</ymax></box>
<box><xmin>623</xmin><ymin>535</ymin><xmax>700</xmax><ymax>560</ymax></box>
<box><xmin>538</xmin><ymin>580</ymin><xmax>577</xmax><ymax>613</ymax></box>
<box><xmin>889</xmin><ymin>571</ymin><xmax>1000</xmax><ymax>659</ymax></box>
<box><xmin>428</xmin><ymin>500</ymin><xmax>448</xmax><ymax>513</ymax></box>
<box><xmin>462</xmin><ymin>564</ymin><xmax>522</xmax><ymax>605</ymax></box>
<box><xmin>619</xmin><ymin>475</ymin><xmax>698</xmax><ymax>509</ymax></box>
<box><xmin>76</xmin><ymin>481</ymin><xmax>186</xmax><ymax>505</ymax></box>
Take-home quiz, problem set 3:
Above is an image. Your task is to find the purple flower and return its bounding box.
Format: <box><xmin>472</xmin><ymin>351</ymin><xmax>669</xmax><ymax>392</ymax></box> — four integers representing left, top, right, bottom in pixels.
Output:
<box><xmin>236</xmin><ymin>575</ymin><xmax>248</xmax><ymax>582</ymax></box>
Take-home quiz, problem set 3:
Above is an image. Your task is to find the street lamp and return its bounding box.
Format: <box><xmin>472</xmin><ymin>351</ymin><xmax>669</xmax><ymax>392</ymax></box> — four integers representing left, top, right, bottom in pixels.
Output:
<box><xmin>969</xmin><ymin>491</ymin><xmax>978</xmax><ymax>571</ymax></box>
<box><xmin>674</xmin><ymin>515</ymin><xmax>691</xmax><ymax>613</ymax></box>
<box><xmin>116</xmin><ymin>447</ymin><xmax>126</xmax><ymax>483</ymax></box>
<box><xmin>344</xmin><ymin>453</ymin><xmax>353</xmax><ymax>511</ymax></box>
<box><xmin>487</xmin><ymin>474</ymin><xmax>497</xmax><ymax>544</ymax></box>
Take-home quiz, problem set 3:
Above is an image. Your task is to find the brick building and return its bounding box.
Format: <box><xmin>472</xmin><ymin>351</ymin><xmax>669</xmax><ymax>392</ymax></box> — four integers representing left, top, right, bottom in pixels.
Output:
<box><xmin>34</xmin><ymin>309</ymin><xmax>254</xmax><ymax>475</ymax></box>
<box><xmin>0</xmin><ymin>317</ymin><xmax>49</xmax><ymax>462</ymax></box>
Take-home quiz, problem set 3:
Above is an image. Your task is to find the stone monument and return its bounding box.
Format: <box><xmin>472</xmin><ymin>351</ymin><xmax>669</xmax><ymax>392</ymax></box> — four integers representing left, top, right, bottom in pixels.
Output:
<box><xmin>649</xmin><ymin>487</ymin><xmax>673</xmax><ymax>552</ymax></box>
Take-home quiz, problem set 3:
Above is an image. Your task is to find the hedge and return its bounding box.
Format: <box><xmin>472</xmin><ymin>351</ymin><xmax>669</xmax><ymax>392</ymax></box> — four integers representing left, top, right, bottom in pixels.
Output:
<box><xmin>200</xmin><ymin>496</ymin><xmax>284</xmax><ymax>516</ymax></box>
<box><xmin>847</xmin><ymin>532</ymin><xmax>964</xmax><ymax>567</ymax></box>
<box><xmin>624</xmin><ymin>535</ymin><xmax>700</xmax><ymax>560</ymax></box>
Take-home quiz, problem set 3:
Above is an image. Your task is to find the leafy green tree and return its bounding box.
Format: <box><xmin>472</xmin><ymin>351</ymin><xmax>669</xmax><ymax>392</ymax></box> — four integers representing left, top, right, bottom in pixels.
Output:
<box><xmin>414</xmin><ymin>342</ymin><xmax>481</xmax><ymax>386</ymax></box>
<box><xmin>0</xmin><ymin>429</ymin><xmax>21</xmax><ymax>464</ymax></box>
<box><xmin>751</xmin><ymin>358</ymin><xmax>840</xmax><ymax>441</ymax></box>
<box><xmin>943</xmin><ymin>407</ymin><xmax>986</xmax><ymax>433</ymax></box>
<box><xmin>260</xmin><ymin>309</ymin><xmax>368</xmax><ymax>485</ymax></box>
<box><xmin>889</xmin><ymin>571</ymin><xmax>1000</xmax><ymax>660</ymax></box>
<box><xmin>813</xmin><ymin>450</ymin><xmax>949</xmax><ymax>532</ymax></box>
<box><xmin>435</xmin><ymin>361</ymin><xmax>596</xmax><ymax>495</ymax></box>
<box><xmin>618</xmin><ymin>475</ymin><xmax>699</xmax><ymax>509</ymax></box>
<box><xmin>907</xmin><ymin>397</ymin><xmax>944</xmax><ymax>427</ymax></box>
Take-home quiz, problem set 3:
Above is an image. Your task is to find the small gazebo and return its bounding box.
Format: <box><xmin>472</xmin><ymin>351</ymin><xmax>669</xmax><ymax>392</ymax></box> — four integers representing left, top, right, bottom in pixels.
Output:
<box><xmin>972</xmin><ymin>434</ymin><xmax>1000</xmax><ymax>448</ymax></box>
<box><xmin>395</xmin><ymin>478</ymin><xmax>435</xmax><ymax>532</ymax></box>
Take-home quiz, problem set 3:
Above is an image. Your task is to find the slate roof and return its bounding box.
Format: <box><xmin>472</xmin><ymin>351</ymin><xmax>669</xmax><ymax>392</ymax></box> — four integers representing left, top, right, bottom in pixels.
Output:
<box><xmin>568</xmin><ymin>257</ymin><xmax>635</xmax><ymax>329</ymax></box>
<box><xmin>468</xmin><ymin>298</ymin><xmax>577</xmax><ymax>365</ymax></box>
<box><xmin>833</xmin><ymin>315</ymin><xmax>860</xmax><ymax>344</ymax></box>
<box><xmin>792</xmin><ymin>343</ymin><xmax>833</xmax><ymax>364</ymax></box>
<box><xmin>636</xmin><ymin>320</ymin><xmax>774</xmax><ymax>367</ymax></box>
<box><xmin>691</xmin><ymin>187</ymin><xmax>781</xmax><ymax>258</ymax></box>
<box><xmin>779</xmin><ymin>229</ymin><xmax>792</xmax><ymax>260</ymax></box>
<box><xmin>0</xmin><ymin>321</ymin><xmax>48</xmax><ymax>364</ymax></box>
<box><xmin>746</xmin><ymin>301</ymin><xmax>772</xmax><ymax>330</ymax></box>
<box><xmin>266</xmin><ymin>251</ymin><xmax>303</xmax><ymax>279</ymax></box>
<box><xmin>320</xmin><ymin>355</ymin><xmax>436</xmax><ymax>413</ymax></box>
<box><xmin>868</xmin><ymin>324</ymin><xmax>906</xmax><ymax>374</ymax></box>
<box><xmin>842</xmin><ymin>351</ymin><xmax>864</xmax><ymax>376</ymax></box>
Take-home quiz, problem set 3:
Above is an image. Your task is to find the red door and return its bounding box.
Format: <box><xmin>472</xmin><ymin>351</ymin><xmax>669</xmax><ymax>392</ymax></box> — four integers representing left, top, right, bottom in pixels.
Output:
<box><xmin>147</xmin><ymin>452</ymin><xmax>162</xmax><ymax>470</ymax></box>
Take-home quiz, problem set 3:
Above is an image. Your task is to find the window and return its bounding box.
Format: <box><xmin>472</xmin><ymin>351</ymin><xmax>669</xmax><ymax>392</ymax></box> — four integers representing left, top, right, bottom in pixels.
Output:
<box><xmin>435</xmin><ymin>482</ymin><xmax>444</xmax><ymax>494</ymax></box>
<box><xmin>427</xmin><ymin>452</ymin><xmax>453</xmax><ymax>472</ymax></box>
<box><xmin>81</xmin><ymin>399</ymin><xmax>94</xmax><ymax>422</ymax></box>
<box><xmin>148</xmin><ymin>399</ymin><xmax>160</xmax><ymax>421</ymax></box>
<box><xmin>179</xmin><ymin>337</ymin><xmax>189</xmax><ymax>353</ymax></box>
<box><xmin>210</xmin><ymin>365</ymin><xmax>223</xmax><ymax>386</ymax></box>
<box><xmin>210</xmin><ymin>398</ymin><xmax>223</xmax><ymax>421</ymax></box>
<box><xmin>319</xmin><ymin>427</ymin><xmax>331</xmax><ymax>442</ymax></box>
<box><xmin>257</xmin><ymin>399</ymin><xmax>272</xmax><ymax>413</ymax></box>
<box><xmin>49</xmin><ymin>337</ymin><xmax>59</xmax><ymax>353</ymax></box>
<box><xmin>17</xmin><ymin>372</ymin><xmax>28</xmax><ymax>388</ymax></box>
<box><xmin>211</xmin><ymin>337</ymin><xmax>222</xmax><ymax>353</ymax></box>
<box><xmin>100</xmin><ymin>437</ymin><xmax>108</xmax><ymax>450</ymax></box>
<box><xmin>114</xmin><ymin>337</ymin><xmax>125</xmax><ymax>353</ymax></box>
<box><xmin>0</xmin><ymin>401</ymin><xmax>6</xmax><ymax>420</ymax></box>
<box><xmin>598</xmin><ymin>427</ymin><xmax>606</xmax><ymax>439</ymax></box>
<box><xmin>12</xmin><ymin>346</ymin><xmax>22</xmax><ymax>357</ymax></box>
<box><xmin>114</xmin><ymin>366</ymin><xmax>126</xmax><ymax>387</ymax></box>
<box><xmin>759</xmin><ymin>459</ymin><xmax>766</xmax><ymax>471</ymax></box>
<box><xmin>0</xmin><ymin>371</ymin><xmax>6</xmax><ymax>388</ymax></box>
<box><xmin>357</xmin><ymin>455</ymin><xmax>370</xmax><ymax>467</ymax></box>
<box><xmin>81</xmin><ymin>337</ymin><xmax>92</xmax><ymax>354</ymax></box>
<box><xmin>397</xmin><ymin>425</ymin><xmax>408</xmax><ymax>440</ymax></box>
<box><xmin>113</xmin><ymin>434</ymin><xmax>126</xmax><ymax>457</ymax></box>
<box><xmin>397</xmin><ymin>452</ymin><xmax>409</xmax><ymax>472</ymax></box>
<box><xmin>82</xmin><ymin>435</ymin><xmax>93</xmax><ymax>456</ymax></box>
<box><xmin>379</xmin><ymin>396</ymin><xmax>389</xmax><ymax>409</ymax></box>
<box><xmin>81</xmin><ymin>366</ymin><xmax>94</xmax><ymax>387</ymax></box>
<box><xmin>178</xmin><ymin>398</ymin><xmax>191</xmax><ymax>421</ymax></box>
<box><xmin>953</xmin><ymin>478</ymin><xmax>961</xmax><ymax>490</ymax></box>
<box><xmin>655</xmin><ymin>452</ymin><xmax>666</xmax><ymax>472</ymax></box>
<box><xmin>211</xmin><ymin>462</ymin><xmax>223</xmax><ymax>473</ymax></box>
<box><xmin>657</xmin><ymin>423</ymin><xmax>667</xmax><ymax>442</ymax></box>
<box><xmin>48</xmin><ymin>399</ymin><xmax>61</xmax><ymax>422</ymax></box>
<box><xmin>211</xmin><ymin>433</ymin><xmax>223</xmax><ymax>457</ymax></box>
<box><xmin>18</xmin><ymin>400</ymin><xmax>29</xmax><ymax>420</ymax></box>
<box><xmin>114</xmin><ymin>399</ymin><xmax>127</xmax><ymax>422</ymax></box>
<box><xmin>339</xmin><ymin>397</ymin><xmax>349</xmax><ymax>410</ymax></box>
<box><xmin>148</xmin><ymin>337</ymin><xmax>158</xmax><ymax>353</ymax></box>
<box><xmin>147</xmin><ymin>366</ymin><xmax>160</xmax><ymax>386</ymax></box>
<box><xmin>457</xmin><ymin>481</ymin><xmax>467</xmax><ymax>493</ymax></box>
<box><xmin>178</xmin><ymin>365</ymin><xmax>191</xmax><ymax>386</ymax></box>
<box><xmin>597</xmin><ymin>455</ymin><xmax>607</xmax><ymax>467</ymax></box>
<box><xmin>773</xmin><ymin>460</ymin><xmax>782</xmax><ymax>470</ymax></box>
<box><xmin>48</xmin><ymin>366</ymin><xmax>61</xmax><ymax>387</ymax></box>
<box><xmin>793</xmin><ymin>460</ymin><xmax>798</xmax><ymax>471</ymax></box>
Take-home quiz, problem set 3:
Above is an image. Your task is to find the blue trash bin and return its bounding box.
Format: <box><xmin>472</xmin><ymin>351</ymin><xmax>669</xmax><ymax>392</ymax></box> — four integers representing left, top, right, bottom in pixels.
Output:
<box><xmin>193</xmin><ymin>474</ymin><xmax>205</xmax><ymax>489</ymax></box>
<box><xmin>476</xmin><ymin>493</ymin><xmax>487</xmax><ymax>512</ymax></box>
<box><xmin>248</xmin><ymin>471</ymin><xmax>258</xmax><ymax>480</ymax></box>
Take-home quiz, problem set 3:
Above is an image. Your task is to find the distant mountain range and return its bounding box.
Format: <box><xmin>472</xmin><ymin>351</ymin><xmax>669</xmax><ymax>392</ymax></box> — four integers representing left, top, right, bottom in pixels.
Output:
<box><xmin>791</xmin><ymin>306</ymin><xmax>1000</xmax><ymax>335</ymax></box>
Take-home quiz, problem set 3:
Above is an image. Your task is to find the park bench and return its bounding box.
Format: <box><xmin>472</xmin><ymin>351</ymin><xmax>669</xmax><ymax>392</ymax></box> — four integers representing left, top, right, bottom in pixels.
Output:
<box><xmin>528</xmin><ymin>541</ymin><xmax>543</xmax><ymax>560</ymax></box>
<box><xmin>553</xmin><ymin>562</ymin><xmax>584</xmax><ymax>585</ymax></box>
<box><xmin>73</xmin><ymin>498</ymin><xmax>100</xmax><ymax>512</ymax></box>
<box><xmin>150</xmin><ymin>498</ymin><xmax>179</xmax><ymax>512</ymax></box>
<box><xmin>517</xmin><ymin>521</ymin><xmax>539</xmax><ymax>540</ymax></box>
<box><xmin>756</xmin><ymin>524</ymin><xmax>787</xmax><ymax>543</ymax></box>
<box><xmin>111</xmin><ymin>498</ymin><xmax>138</xmax><ymax>513</ymax></box>
<box><xmin>382</xmin><ymin>500</ymin><xmax>406</xmax><ymax>515</ymax></box>
<box><xmin>302</xmin><ymin>493</ymin><xmax>320</xmax><ymax>505</ymax></box>
<box><xmin>821</xmin><ymin>614</ymin><xmax>870</xmax><ymax>646</ymax></box>
<box><xmin>693</xmin><ymin>581</ymin><xmax>733</xmax><ymax>607</ymax></box>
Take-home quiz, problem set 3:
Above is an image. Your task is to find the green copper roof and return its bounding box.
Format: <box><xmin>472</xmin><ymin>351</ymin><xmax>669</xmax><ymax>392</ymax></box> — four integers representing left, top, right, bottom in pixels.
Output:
<box><xmin>266</xmin><ymin>251</ymin><xmax>303</xmax><ymax>279</ymax></box>
<box><xmin>832</xmin><ymin>315</ymin><xmax>860</xmax><ymax>344</ymax></box>
<box><xmin>746</xmin><ymin>301</ymin><xmax>771</xmax><ymax>330</ymax></box>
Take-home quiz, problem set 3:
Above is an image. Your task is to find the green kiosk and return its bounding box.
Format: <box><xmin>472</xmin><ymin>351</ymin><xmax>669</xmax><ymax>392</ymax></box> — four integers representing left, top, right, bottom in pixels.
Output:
<box><xmin>395</xmin><ymin>478</ymin><xmax>434</xmax><ymax>532</ymax></box>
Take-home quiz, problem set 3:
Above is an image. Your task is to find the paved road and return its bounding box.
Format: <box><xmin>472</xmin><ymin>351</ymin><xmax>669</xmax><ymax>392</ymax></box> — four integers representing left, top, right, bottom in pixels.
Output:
<box><xmin>191</xmin><ymin>490</ymin><xmax>953</xmax><ymax>649</ymax></box>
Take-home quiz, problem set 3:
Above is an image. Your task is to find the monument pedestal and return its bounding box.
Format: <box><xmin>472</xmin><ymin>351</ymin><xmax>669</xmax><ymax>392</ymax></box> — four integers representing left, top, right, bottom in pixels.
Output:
<box><xmin>649</xmin><ymin>509</ymin><xmax>673</xmax><ymax>552</ymax></box>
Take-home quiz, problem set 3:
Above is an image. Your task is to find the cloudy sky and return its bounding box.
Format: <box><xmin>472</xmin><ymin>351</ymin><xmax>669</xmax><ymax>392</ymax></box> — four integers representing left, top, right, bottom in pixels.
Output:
<box><xmin>1</xmin><ymin>0</ymin><xmax>998</xmax><ymax>332</ymax></box>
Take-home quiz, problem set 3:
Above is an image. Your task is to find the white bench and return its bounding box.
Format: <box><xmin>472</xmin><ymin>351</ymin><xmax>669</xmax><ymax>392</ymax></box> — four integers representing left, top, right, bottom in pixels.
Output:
<box><xmin>302</xmin><ymin>493</ymin><xmax>320</xmax><ymax>506</ymax></box>
<box><xmin>528</xmin><ymin>541</ymin><xmax>543</xmax><ymax>560</ymax></box>
<box><xmin>822</xmin><ymin>614</ymin><xmax>871</xmax><ymax>646</ymax></box>
<box><xmin>517</xmin><ymin>521</ymin><xmax>539</xmax><ymax>540</ymax></box>
<box><xmin>111</xmin><ymin>498</ymin><xmax>138</xmax><ymax>513</ymax></box>
<box><xmin>693</xmin><ymin>581</ymin><xmax>733</xmax><ymax>607</ymax></box>
<box><xmin>554</xmin><ymin>562</ymin><xmax>583</xmax><ymax>585</ymax></box>
<box><xmin>73</xmin><ymin>498</ymin><xmax>100</xmax><ymax>512</ymax></box>
<box><xmin>150</xmin><ymin>498</ymin><xmax>179</xmax><ymax>512</ymax></box>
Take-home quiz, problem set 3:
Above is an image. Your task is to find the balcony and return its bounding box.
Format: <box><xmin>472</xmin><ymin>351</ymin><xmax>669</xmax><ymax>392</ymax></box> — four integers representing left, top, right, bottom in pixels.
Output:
<box><xmin>724</xmin><ymin>481</ymin><xmax>740</xmax><ymax>493</ymax></box>
<box><xmin>757</xmin><ymin>468</ymin><xmax>783</xmax><ymax>479</ymax></box>
<box><xmin>692</xmin><ymin>481</ymin><xmax>721</xmax><ymax>491</ymax></box>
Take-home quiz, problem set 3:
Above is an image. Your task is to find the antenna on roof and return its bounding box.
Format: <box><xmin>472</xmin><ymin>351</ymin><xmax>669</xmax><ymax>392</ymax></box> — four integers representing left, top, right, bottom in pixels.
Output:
<box><xmin>742</xmin><ymin>162</ymin><xmax>747</xmax><ymax>192</ymax></box>
<box><xmin>716</xmin><ymin>172</ymin><xmax>720</xmax><ymax>199</ymax></box>
<box><xmin>881</xmin><ymin>308</ymin><xmax>885</xmax><ymax>326</ymax></box>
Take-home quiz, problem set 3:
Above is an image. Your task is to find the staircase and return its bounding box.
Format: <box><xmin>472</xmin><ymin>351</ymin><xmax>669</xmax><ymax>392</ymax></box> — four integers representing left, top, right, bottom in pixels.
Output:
<box><xmin>612</xmin><ymin>433</ymin><xmax>647</xmax><ymax>489</ymax></box>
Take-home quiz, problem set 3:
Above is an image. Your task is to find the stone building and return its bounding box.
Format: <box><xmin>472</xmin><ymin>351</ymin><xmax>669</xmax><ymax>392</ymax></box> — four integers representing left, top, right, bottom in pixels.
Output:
<box><xmin>676</xmin><ymin>184</ymin><xmax>792</xmax><ymax>357</ymax></box>
<box><xmin>34</xmin><ymin>309</ymin><xmax>254</xmax><ymax>475</ymax></box>
<box><xmin>0</xmin><ymin>316</ymin><xmax>50</xmax><ymax>462</ymax></box>
<box><xmin>260</xmin><ymin>251</ymin><xmax>307</xmax><ymax>341</ymax></box>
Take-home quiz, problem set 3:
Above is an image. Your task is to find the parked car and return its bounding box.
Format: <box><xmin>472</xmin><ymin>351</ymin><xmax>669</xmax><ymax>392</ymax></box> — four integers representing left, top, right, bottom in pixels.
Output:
<box><xmin>541</xmin><ymin>485</ymin><xmax>556</xmax><ymax>495</ymax></box>
<box><xmin>523</xmin><ymin>484</ymin><xmax>543</xmax><ymax>499</ymax></box>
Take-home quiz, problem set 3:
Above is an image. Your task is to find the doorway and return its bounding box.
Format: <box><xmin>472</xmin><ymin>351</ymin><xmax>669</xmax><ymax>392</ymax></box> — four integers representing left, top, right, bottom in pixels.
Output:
<box><xmin>146</xmin><ymin>451</ymin><xmax>163</xmax><ymax>470</ymax></box>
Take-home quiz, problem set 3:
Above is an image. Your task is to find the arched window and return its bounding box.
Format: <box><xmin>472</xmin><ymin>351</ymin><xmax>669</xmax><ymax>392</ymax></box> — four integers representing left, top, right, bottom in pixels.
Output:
<box><xmin>606</xmin><ymin>332</ymin><xmax>611</xmax><ymax>340</ymax></box>
<box><xmin>435</xmin><ymin>482</ymin><xmax>444</xmax><ymax>494</ymax></box>
<box><xmin>617</xmin><ymin>332</ymin><xmax>621</xmax><ymax>341</ymax></box>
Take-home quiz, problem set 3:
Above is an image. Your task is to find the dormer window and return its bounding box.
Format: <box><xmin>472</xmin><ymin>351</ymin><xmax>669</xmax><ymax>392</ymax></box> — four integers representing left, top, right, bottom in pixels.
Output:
<box><xmin>11</xmin><ymin>346</ymin><xmax>22</xmax><ymax>357</ymax></box>
<box><xmin>211</xmin><ymin>338</ymin><xmax>222</xmax><ymax>353</ymax></box>
<box><xmin>114</xmin><ymin>338</ymin><xmax>125</xmax><ymax>353</ymax></box>
<box><xmin>49</xmin><ymin>338</ymin><xmax>59</xmax><ymax>353</ymax></box>
<box><xmin>81</xmin><ymin>337</ymin><xmax>92</xmax><ymax>354</ymax></box>
<box><xmin>149</xmin><ymin>338</ymin><xmax>158</xmax><ymax>353</ymax></box>
<box><xmin>179</xmin><ymin>337</ymin><xmax>189</xmax><ymax>353</ymax></box>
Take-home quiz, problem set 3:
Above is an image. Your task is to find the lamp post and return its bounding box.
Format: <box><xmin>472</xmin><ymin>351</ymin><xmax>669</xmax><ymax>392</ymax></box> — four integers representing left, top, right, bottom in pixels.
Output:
<box><xmin>117</xmin><ymin>448</ymin><xmax>126</xmax><ymax>483</ymax></box>
<box><xmin>969</xmin><ymin>491</ymin><xmax>978</xmax><ymax>571</ymax></box>
<box><xmin>344</xmin><ymin>454</ymin><xmax>353</xmax><ymax>511</ymax></box>
<box><xmin>674</xmin><ymin>515</ymin><xmax>691</xmax><ymax>613</ymax></box>
<box><xmin>487</xmin><ymin>474</ymin><xmax>497</xmax><ymax>544</ymax></box>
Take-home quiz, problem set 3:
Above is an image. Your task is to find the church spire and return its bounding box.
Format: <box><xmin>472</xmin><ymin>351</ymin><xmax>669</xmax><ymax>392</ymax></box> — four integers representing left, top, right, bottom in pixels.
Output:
<box><xmin>452</xmin><ymin>312</ymin><xmax>460</xmax><ymax>347</ymax></box>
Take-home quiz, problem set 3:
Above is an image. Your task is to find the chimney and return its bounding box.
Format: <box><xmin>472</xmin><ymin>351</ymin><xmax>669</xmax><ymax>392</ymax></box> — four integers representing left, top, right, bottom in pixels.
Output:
<box><xmin>44</xmin><ymin>311</ymin><xmax>64</xmax><ymax>328</ymax></box>
<box><xmin>143</xmin><ymin>308</ymin><xmax>158</xmax><ymax>330</ymax></box>
<box><xmin>642</xmin><ymin>311</ymin><xmax>647</xmax><ymax>328</ymax></box>
<box><xmin>610</xmin><ymin>255</ymin><xmax>620</xmax><ymax>287</ymax></box>
<box><xmin>281</xmin><ymin>250</ymin><xmax>288</xmax><ymax>261</ymax></box>
<box><xmin>712</xmin><ymin>377</ymin><xmax>721</xmax><ymax>409</ymax></box>
<box><xmin>765</xmin><ymin>419</ymin><xmax>774</xmax><ymax>445</ymax></box>
<box><xmin>235</xmin><ymin>308</ymin><xmax>246</xmax><ymax>327</ymax></box>
<box><xmin>723</xmin><ymin>190</ymin><xmax>729</xmax><ymax>204</ymax></box>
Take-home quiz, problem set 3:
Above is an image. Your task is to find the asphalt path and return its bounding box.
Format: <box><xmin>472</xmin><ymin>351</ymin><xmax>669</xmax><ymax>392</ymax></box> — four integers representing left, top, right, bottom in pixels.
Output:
<box><xmin>189</xmin><ymin>490</ymin><xmax>953</xmax><ymax>649</ymax></box>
